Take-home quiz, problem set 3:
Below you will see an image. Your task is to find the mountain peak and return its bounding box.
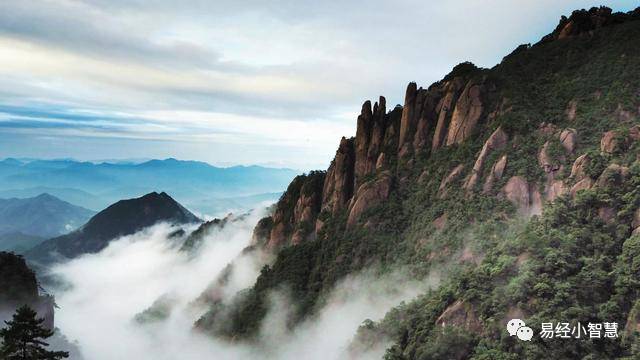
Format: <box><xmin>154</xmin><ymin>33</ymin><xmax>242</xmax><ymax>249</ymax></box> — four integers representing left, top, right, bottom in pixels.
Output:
<box><xmin>27</xmin><ymin>192</ymin><xmax>200</xmax><ymax>263</ymax></box>
<box><xmin>541</xmin><ymin>6</ymin><xmax>640</xmax><ymax>43</ymax></box>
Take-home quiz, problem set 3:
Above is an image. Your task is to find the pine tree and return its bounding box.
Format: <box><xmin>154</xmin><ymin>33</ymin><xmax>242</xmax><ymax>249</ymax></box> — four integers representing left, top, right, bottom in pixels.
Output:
<box><xmin>0</xmin><ymin>305</ymin><xmax>69</xmax><ymax>360</ymax></box>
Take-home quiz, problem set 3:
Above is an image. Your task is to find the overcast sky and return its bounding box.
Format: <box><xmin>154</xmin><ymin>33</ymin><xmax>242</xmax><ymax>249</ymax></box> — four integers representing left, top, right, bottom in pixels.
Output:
<box><xmin>0</xmin><ymin>0</ymin><xmax>636</xmax><ymax>170</ymax></box>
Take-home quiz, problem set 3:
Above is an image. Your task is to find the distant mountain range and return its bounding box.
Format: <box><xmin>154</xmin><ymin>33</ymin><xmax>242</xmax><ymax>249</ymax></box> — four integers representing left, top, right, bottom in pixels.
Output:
<box><xmin>0</xmin><ymin>158</ymin><xmax>297</xmax><ymax>215</ymax></box>
<box><xmin>0</xmin><ymin>193</ymin><xmax>95</xmax><ymax>238</ymax></box>
<box><xmin>0</xmin><ymin>193</ymin><xmax>95</xmax><ymax>253</ymax></box>
<box><xmin>27</xmin><ymin>192</ymin><xmax>200</xmax><ymax>264</ymax></box>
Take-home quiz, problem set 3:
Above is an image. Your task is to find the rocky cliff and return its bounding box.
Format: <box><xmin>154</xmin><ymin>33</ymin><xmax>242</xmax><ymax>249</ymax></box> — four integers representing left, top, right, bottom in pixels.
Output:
<box><xmin>201</xmin><ymin>7</ymin><xmax>640</xmax><ymax>359</ymax></box>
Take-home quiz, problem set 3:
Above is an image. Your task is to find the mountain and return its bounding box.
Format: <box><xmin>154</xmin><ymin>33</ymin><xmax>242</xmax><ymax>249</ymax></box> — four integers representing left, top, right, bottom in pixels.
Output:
<box><xmin>0</xmin><ymin>232</ymin><xmax>45</xmax><ymax>254</ymax></box>
<box><xmin>0</xmin><ymin>193</ymin><xmax>95</xmax><ymax>240</ymax></box>
<box><xmin>196</xmin><ymin>7</ymin><xmax>640</xmax><ymax>359</ymax></box>
<box><xmin>27</xmin><ymin>192</ymin><xmax>201</xmax><ymax>264</ymax></box>
<box><xmin>0</xmin><ymin>158</ymin><xmax>298</xmax><ymax>213</ymax></box>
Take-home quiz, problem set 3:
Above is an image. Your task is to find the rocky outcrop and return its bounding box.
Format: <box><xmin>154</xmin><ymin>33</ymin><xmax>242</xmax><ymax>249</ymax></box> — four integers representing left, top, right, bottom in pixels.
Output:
<box><xmin>541</xmin><ymin>6</ymin><xmax>639</xmax><ymax>43</ymax></box>
<box><xmin>601</xmin><ymin>130</ymin><xmax>619</xmax><ymax>153</ymax></box>
<box><xmin>264</xmin><ymin>172</ymin><xmax>325</xmax><ymax>248</ymax></box>
<box><xmin>502</xmin><ymin>176</ymin><xmax>542</xmax><ymax>216</ymax></box>
<box><xmin>347</xmin><ymin>172</ymin><xmax>393</xmax><ymax>227</ymax></box>
<box><xmin>322</xmin><ymin>137</ymin><xmax>356</xmax><ymax>215</ymax></box>
<box><xmin>435</xmin><ymin>300</ymin><xmax>482</xmax><ymax>333</ymax></box>
<box><xmin>464</xmin><ymin>127</ymin><xmax>508</xmax><ymax>192</ymax></box>
<box><xmin>570</xmin><ymin>178</ymin><xmax>594</xmax><ymax>198</ymax></box>
<box><xmin>482</xmin><ymin>155</ymin><xmax>508</xmax><ymax>194</ymax></box>
<box><xmin>397</xmin><ymin>83</ymin><xmax>444</xmax><ymax>157</ymax></box>
<box><xmin>566</xmin><ymin>100</ymin><xmax>578</xmax><ymax>121</ymax></box>
<box><xmin>446</xmin><ymin>79</ymin><xmax>485</xmax><ymax>145</ymax></box>
<box><xmin>560</xmin><ymin>128</ymin><xmax>577</xmax><ymax>153</ymax></box>
<box><xmin>432</xmin><ymin>78</ymin><xmax>466</xmax><ymax>151</ymax></box>
<box><xmin>354</xmin><ymin>101</ymin><xmax>374</xmax><ymax>188</ymax></box>
<box><xmin>596</xmin><ymin>163</ymin><xmax>629</xmax><ymax>188</ymax></box>
<box><xmin>439</xmin><ymin>165</ymin><xmax>465</xmax><ymax>198</ymax></box>
<box><xmin>570</xmin><ymin>154</ymin><xmax>590</xmax><ymax>179</ymax></box>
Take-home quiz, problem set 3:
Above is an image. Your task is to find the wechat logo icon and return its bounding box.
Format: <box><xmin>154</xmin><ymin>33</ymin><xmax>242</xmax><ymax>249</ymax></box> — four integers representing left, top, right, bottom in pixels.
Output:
<box><xmin>507</xmin><ymin>319</ymin><xmax>534</xmax><ymax>341</ymax></box>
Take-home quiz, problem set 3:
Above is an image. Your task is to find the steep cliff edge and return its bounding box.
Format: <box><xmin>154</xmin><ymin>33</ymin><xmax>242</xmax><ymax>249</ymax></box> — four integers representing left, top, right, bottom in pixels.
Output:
<box><xmin>199</xmin><ymin>7</ymin><xmax>640</xmax><ymax>359</ymax></box>
<box><xmin>0</xmin><ymin>252</ymin><xmax>55</xmax><ymax>329</ymax></box>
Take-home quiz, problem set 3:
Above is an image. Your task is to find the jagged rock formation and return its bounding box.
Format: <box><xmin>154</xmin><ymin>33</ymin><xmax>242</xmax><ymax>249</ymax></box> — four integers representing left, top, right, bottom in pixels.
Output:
<box><xmin>253</xmin><ymin>171</ymin><xmax>325</xmax><ymax>248</ymax></box>
<box><xmin>204</xmin><ymin>7</ymin><xmax>640</xmax><ymax>359</ymax></box>
<box><xmin>464</xmin><ymin>127</ymin><xmax>507</xmax><ymax>192</ymax></box>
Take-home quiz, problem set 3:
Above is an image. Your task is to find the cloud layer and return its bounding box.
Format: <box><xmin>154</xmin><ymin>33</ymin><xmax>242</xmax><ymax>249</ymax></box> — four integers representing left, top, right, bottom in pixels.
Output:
<box><xmin>0</xmin><ymin>0</ymin><xmax>636</xmax><ymax>168</ymax></box>
<box><xmin>48</xmin><ymin>209</ymin><xmax>437</xmax><ymax>359</ymax></box>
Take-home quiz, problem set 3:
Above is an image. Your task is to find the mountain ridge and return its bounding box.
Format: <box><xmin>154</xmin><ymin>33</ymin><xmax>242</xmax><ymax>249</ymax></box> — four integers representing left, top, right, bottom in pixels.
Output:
<box><xmin>195</xmin><ymin>6</ymin><xmax>640</xmax><ymax>359</ymax></box>
<box><xmin>0</xmin><ymin>193</ymin><xmax>95</xmax><ymax>240</ymax></box>
<box><xmin>27</xmin><ymin>192</ymin><xmax>201</xmax><ymax>264</ymax></box>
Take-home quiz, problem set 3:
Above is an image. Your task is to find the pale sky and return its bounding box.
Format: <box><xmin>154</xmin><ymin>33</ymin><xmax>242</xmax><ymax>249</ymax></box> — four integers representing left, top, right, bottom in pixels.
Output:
<box><xmin>0</xmin><ymin>0</ymin><xmax>636</xmax><ymax>170</ymax></box>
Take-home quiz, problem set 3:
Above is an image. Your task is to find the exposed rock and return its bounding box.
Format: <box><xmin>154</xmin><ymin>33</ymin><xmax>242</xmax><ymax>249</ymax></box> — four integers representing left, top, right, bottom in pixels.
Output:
<box><xmin>596</xmin><ymin>163</ymin><xmax>629</xmax><ymax>188</ymax></box>
<box><xmin>482</xmin><ymin>155</ymin><xmax>508</xmax><ymax>194</ymax></box>
<box><xmin>464</xmin><ymin>127</ymin><xmax>508</xmax><ymax>192</ymax></box>
<box><xmin>347</xmin><ymin>172</ymin><xmax>393</xmax><ymax>227</ymax></box>
<box><xmin>366</xmin><ymin>97</ymin><xmax>387</xmax><ymax>174</ymax></box>
<box><xmin>418</xmin><ymin>170</ymin><xmax>430</xmax><ymax>184</ymax></box>
<box><xmin>601</xmin><ymin>130</ymin><xmax>619</xmax><ymax>153</ymax></box>
<box><xmin>560</xmin><ymin>128</ymin><xmax>577</xmax><ymax>153</ymax></box>
<box><xmin>632</xmin><ymin>208</ymin><xmax>640</xmax><ymax>230</ymax></box>
<box><xmin>566</xmin><ymin>99</ymin><xmax>578</xmax><ymax>121</ymax></box>
<box><xmin>570</xmin><ymin>178</ymin><xmax>594</xmax><ymax>197</ymax></box>
<box><xmin>542</xmin><ymin>6</ymin><xmax>629</xmax><ymax>42</ymax></box>
<box><xmin>413</xmin><ymin>91</ymin><xmax>441</xmax><ymax>153</ymax></box>
<box><xmin>502</xmin><ymin>176</ymin><xmax>541</xmax><ymax>216</ymax></box>
<box><xmin>545</xmin><ymin>179</ymin><xmax>567</xmax><ymax>202</ymax></box>
<box><xmin>375</xmin><ymin>152</ymin><xmax>386</xmax><ymax>170</ymax></box>
<box><xmin>322</xmin><ymin>137</ymin><xmax>355</xmax><ymax>214</ymax></box>
<box><xmin>538</xmin><ymin>122</ymin><xmax>558</xmax><ymax>136</ymax></box>
<box><xmin>439</xmin><ymin>164</ymin><xmax>465</xmax><ymax>198</ymax></box>
<box><xmin>630</xmin><ymin>125</ymin><xmax>640</xmax><ymax>141</ymax></box>
<box><xmin>570</xmin><ymin>154</ymin><xmax>590</xmax><ymax>179</ymax></box>
<box><xmin>516</xmin><ymin>253</ymin><xmax>530</xmax><ymax>267</ymax></box>
<box><xmin>433</xmin><ymin>213</ymin><xmax>447</xmax><ymax>230</ymax></box>
<box><xmin>435</xmin><ymin>300</ymin><xmax>482</xmax><ymax>333</ymax></box>
<box><xmin>398</xmin><ymin>83</ymin><xmax>419</xmax><ymax>158</ymax></box>
<box><xmin>446</xmin><ymin>79</ymin><xmax>485</xmax><ymax>146</ymax></box>
<box><xmin>598</xmin><ymin>207</ymin><xmax>616</xmax><ymax>224</ymax></box>
<box><xmin>267</xmin><ymin>171</ymin><xmax>325</xmax><ymax>248</ymax></box>
<box><xmin>432</xmin><ymin>79</ymin><xmax>465</xmax><ymax>151</ymax></box>
<box><xmin>354</xmin><ymin>101</ymin><xmax>374</xmax><ymax>188</ymax></box>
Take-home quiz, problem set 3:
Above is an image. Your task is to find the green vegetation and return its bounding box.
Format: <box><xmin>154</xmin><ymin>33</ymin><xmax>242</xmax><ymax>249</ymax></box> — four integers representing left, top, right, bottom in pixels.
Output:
<box><xmin>0</xmin><ymin>305</ymin><xmax>69</xmax><ymax>359</ymax></box>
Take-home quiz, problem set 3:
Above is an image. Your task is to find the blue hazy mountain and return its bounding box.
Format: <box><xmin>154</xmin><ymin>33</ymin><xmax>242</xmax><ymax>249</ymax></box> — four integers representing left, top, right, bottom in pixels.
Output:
<box><xmin>27</xmin><ymin>192</ymin><xmax>200</xmax><ymax>264</ymax></box>
<box><xmin>0</xmin><ymin>193</ymin><xmax>95</xmax><ymax>252</ymax></box>
<box><xmin>0</xmin><ymin>158</ymin><xmax>297</xmax><ymax>214</ymax></box>
<box><xmin>0</xmin><ymin>232</ymin><xmax>44</xmax><ymax>254</ymax></box>
<box><xmin>0</xmin><ymin>193</ymin><xmax>95</xmax><ymax>238</ymax></box>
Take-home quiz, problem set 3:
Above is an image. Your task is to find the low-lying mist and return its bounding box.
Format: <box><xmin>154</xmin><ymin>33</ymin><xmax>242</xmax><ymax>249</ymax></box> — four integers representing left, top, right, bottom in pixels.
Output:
<box><xmin>49</xmin><ymin>208</ymin><xmax>438</xmax><ymax>360</ymax></box>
